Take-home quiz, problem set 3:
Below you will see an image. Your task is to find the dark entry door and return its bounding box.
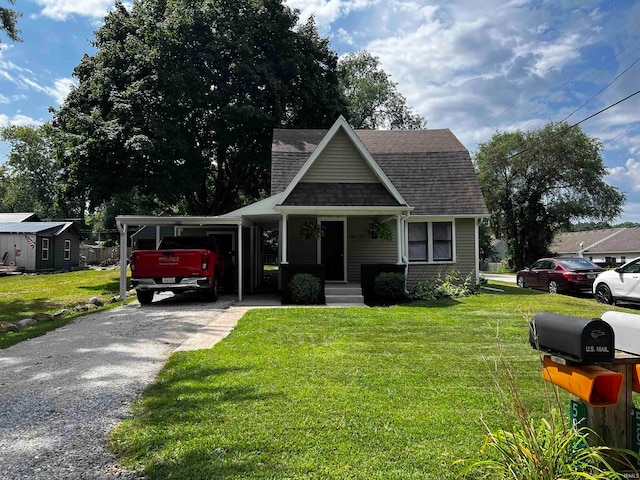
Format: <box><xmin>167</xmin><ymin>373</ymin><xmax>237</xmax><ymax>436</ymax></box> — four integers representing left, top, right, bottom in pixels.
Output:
<box><xmin>321</xmin><ymin>220</ymin><xmax>345</xmax><ymax>281</ymax></box>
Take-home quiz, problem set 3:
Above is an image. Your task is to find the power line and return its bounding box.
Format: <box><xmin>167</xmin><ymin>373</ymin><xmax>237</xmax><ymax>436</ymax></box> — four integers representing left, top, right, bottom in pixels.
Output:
<box><xmin>488</xmin><ymin>88</ymin><xmax>640</xmax><ymax>164</ymax></box>
<box><xmin>558</xmin><ymin>54</ymin><xmax>640</xmax><ymax>124</ymax></box>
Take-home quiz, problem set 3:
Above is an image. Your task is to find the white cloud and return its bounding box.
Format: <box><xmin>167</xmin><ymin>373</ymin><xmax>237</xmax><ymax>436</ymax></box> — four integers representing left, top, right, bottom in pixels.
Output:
<box><xmin>285</xmin><ymin>0</ymin><xmax>378</xmax><ymax>31</ymax></box>
<box><xmin>16</xmin><ymin>76</ymin><xmax>76</xmax><ymax>105</ymax></box>
<box><xmin>34</xmin><ymin>0</ymin><xmax>115</xmax><ymax>20</ymax></box>
<box><xmin>0</xmin><ymin>114</ymin><xmax>41</xmax><ymax>127</ymax></box>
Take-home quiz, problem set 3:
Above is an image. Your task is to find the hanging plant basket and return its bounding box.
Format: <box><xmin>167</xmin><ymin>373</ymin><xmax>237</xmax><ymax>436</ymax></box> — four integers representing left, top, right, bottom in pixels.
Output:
<box><xmin>369</xmin><ymin>219</ymin><xmax>393</xmax><ymax>242</ymax></box>
<box><xmin>299</xmin><ymin>220</ymin><xmax>325</xmax><ymax>240</ymax></box>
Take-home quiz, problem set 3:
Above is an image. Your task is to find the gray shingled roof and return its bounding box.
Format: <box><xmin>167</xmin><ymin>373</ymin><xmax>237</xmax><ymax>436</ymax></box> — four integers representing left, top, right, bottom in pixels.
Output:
<box><xmin>271</xmin><ymin>128</ymin><xmax>488</xmax><ymax>216</ymax></box>
<box><xmin>551</xmin><ymin>228</ymin><xmax>640</xmax><ymax>255</ymax></box>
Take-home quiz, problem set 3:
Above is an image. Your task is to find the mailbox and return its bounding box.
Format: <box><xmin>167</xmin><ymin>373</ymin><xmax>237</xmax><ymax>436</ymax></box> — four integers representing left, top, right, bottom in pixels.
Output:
<box><xmin>529</xmin><ymin>312</ymin><xmax>615</xmax><ymax>363</ymax></box>
<box><xmin>541</xmin><ymin>356</ymin><xmax>623</xmax><ymax>407</ymax></box>
<box><xmin>600</xmin><ymin>311</ymin><xmax>640</xmax><ymax>356</ymax></box>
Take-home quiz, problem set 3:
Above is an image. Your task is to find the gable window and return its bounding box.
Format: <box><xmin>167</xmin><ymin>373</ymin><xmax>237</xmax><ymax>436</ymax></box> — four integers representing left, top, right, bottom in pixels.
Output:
<box><xmin>42</xmin><ymin>238</ymin><xmax>49</xmax><ymax>261</ymax></box>
<box><xmin>408</xmin><ymin>221</ymin><xmax>454</xmax><ymax>262</ymax></box>
<box><xmin>64</xmin><ymin>240</ymin><xmax>71</xmax><ymax>261</ymax></box>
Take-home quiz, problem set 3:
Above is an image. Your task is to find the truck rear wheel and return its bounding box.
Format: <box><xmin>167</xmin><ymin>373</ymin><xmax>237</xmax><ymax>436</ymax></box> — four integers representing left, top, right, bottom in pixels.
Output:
<box><xmin>137</xmin><ymin>290</ymin><xmax>154</xmax><ymax>305</ymax></box>
<box><xmin>204</xmin><ymin>275</ymin><xmax>219</xmax><ymax>302</ymax></box>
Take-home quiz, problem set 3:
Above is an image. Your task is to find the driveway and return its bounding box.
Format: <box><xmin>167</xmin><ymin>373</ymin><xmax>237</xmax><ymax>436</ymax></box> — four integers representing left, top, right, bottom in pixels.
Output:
<box><xmin>0</xmin><ymin>294</ymin><xmax>236</xmax><ymax>480</ymax></box>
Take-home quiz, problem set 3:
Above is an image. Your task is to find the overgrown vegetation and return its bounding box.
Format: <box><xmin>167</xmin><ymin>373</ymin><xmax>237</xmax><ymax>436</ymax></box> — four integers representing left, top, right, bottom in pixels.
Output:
<box><xmin>110</xmin><ymin>284</ymin><xmax>629</xmax><ymax>479</ymax></box>
<box><xmin>288</xmin><ymin>273</ymin><xmax>322</xmax><ymax>304</ymax></box>
<box><xmin>408</xmin><ymin>270</ymin><xmax>477</xmax><ymax>300</ymax></box>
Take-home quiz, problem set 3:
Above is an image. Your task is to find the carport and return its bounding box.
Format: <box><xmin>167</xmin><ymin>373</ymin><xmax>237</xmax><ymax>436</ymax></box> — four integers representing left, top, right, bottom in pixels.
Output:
<box><xmin>116</xmin><ymin>215</ymin><xmax>253</xmax><ymax>303</ymax></box>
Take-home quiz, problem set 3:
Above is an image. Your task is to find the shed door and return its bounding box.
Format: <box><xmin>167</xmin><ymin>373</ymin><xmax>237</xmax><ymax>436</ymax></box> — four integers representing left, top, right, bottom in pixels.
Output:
<box><xmin>321</xmin><ymin>220</ymin><xmax>345</xmax><ymax>281</ymax></box>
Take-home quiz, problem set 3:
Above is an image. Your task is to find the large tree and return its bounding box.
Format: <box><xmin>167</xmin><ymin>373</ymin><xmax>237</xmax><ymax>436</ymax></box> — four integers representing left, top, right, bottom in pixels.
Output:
<box><xmin>0</xmin><ymin>0</ymin><xmax>20</xmax><ymax>43</ymax></box>
<box><xmin>0</xmin><ymin>124</ymin><xmax>79</xmax><ymax>219</ymax></box>
<box><xmin>53</xmin><ymin>0</ymin><xmax>346</xmax><ymax>216</ymax></box>
<box><xmin>337</xmin><ymin>50</ymin><xmax>425</xmax><ymax>130</ymax></box>
<box><xmin>475</xmin><ymin>122</ymin><xmax>625</xmax><ymax>270</ymax></box>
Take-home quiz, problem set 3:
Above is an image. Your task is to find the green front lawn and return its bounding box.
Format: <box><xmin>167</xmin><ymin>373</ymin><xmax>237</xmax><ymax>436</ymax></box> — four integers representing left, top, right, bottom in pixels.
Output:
<box><xmin>110</xmin><ymin>285</ymin><xmax>626</xmax><ymax>479</ymax></box>
<box><xmin>0</xmin><ymin>269</ymin><xmax>123</xmax><ymax>348</ymax></box>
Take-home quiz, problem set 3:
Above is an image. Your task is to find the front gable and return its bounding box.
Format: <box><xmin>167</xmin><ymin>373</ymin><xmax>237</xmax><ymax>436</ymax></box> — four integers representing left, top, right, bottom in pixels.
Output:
<box><xmin>276</xmin><ymin>116</ymin><xmax>407</xmax><ymax>208</ymax></box>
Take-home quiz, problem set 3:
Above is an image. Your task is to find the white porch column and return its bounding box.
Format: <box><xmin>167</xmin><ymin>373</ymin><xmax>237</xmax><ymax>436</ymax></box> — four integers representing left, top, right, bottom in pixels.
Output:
<box><xmin>475</xmin><ymin>218</ymin><xmax>481</xmax><ymax>284</ymax></box>
<box><xmin>396</xmin><ymin>215</ymin><xmax>403</xmax><ymax>264</ymax></box>
<box><xmin>118</xmin><ymin>222</ymin><xmax>128</xmax><ymax>305</ymax></box>
<box><xmin>238</xmin><ymin>223</ymin><xmax>243</xmax><ymax>302</ymax></box>
<box><xmin>281</xmin><ymin>213</ymin><xmax>288</xmax><ymax>264</ymax></box>
<box><xmin>155</xmin><ymin>225</ymin><xmax>161</xmax><ymax>248</ymax></box>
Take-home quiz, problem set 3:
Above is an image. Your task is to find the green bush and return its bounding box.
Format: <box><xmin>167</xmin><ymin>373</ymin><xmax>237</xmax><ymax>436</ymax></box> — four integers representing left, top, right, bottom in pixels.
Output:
<box><xmin>289</xmin><ymin>273</ymin><xmax>322</xmax><ymax>304</ymax></box>
<box><xmin>409</xmin><ymin>270</ymin><xmax>477</xmax><ymax>300</ymax></box>
<box><xmin>373</xmin><ymin>272</ymin><xmax>406</xmax><ymax>300</ymax></box>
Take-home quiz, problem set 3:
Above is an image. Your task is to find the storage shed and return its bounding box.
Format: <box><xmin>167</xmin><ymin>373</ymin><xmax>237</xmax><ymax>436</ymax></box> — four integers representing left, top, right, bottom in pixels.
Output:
<box><xmin>0</xmin><ymin>222</ymin><xmax>82</xmax><ymax>271</ymax></box>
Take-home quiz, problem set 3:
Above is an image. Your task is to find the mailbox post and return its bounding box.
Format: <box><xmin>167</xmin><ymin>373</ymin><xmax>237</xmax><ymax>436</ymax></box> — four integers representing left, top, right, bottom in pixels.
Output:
<box><xmin>529</xmin><ymin>312</ymin><xmax>640</xmax><ymax>471</ymax></box>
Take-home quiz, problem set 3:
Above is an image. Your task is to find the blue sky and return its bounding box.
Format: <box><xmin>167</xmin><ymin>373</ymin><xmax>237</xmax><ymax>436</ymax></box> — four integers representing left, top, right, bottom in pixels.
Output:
<box><xmin>1</xmin><ymin>0</ymin><xmax>640</xmax><ymax>222</ymax></box>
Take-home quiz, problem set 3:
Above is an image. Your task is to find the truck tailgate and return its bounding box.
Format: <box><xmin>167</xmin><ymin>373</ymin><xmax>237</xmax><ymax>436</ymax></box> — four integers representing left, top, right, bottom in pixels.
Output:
<box><xmin>132</xmin><ymin>250</ymin><xmax>206</xmax><ymax>278</ymax></box>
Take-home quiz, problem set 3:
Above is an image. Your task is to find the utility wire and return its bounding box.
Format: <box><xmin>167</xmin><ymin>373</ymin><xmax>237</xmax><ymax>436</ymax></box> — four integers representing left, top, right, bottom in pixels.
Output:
<box><xmin>490</xmin><ymin>88</ymin><xmax>640</xmax><ymax>164</ymax></box>
<box><xmin>558</xmin><ymin>54</ymin><xmax>640</xmax><ymax>123</ymax></box>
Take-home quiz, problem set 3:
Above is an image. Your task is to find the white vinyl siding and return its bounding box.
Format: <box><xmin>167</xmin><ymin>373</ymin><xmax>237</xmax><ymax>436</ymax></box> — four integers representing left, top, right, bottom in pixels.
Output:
<box><xmin>302</xmin><ymin>129</ymin><xmax>379</xmax><ymax>184</ymax></box>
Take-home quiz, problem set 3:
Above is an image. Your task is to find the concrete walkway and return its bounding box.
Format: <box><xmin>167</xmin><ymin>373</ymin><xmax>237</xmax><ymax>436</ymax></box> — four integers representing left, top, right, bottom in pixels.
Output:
<box><xmin>174</xmin><ymin>306</ymin><xmax>252</xmax><ymax>352</ymax></box>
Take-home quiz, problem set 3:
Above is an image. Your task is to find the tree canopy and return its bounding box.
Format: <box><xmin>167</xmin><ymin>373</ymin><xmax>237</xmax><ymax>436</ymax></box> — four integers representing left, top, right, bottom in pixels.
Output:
<box><xmin>0</xmin><ymin>0</ymin><xmax>20</xmax><ymax>43</ymax></box>
<box><xmin>337</xmin><ymin>51</ymin><xmax>425</xmax><ymax>130</ymax></box>
<box><xmin>52</xmin><ymin>0</ymin><xmax>346</xmax><ymax>216</ymax></box>
<box><xmin>0</xmin><ymin>124</ymin><xmax>80</xmax><ymax>219</ymax></box>
<box><xmin>475</xmin><ymin>122</ymin><xmax>625</xmax><ymax>270</ymax></box>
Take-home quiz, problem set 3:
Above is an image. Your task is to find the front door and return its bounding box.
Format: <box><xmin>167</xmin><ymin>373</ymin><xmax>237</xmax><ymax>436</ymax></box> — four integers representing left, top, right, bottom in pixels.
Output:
<box><xmin>321</xmin><ymin>220</ymin><xmax>345</xmax><ymax>281</ymax></box>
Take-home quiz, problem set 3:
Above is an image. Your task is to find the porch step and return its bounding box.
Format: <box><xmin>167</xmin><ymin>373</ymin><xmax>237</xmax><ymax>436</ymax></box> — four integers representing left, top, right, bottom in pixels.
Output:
<box><xmin>325</xmin><ymin>284</ymin><xmax>365</xmax><ymax>306</ymax></box>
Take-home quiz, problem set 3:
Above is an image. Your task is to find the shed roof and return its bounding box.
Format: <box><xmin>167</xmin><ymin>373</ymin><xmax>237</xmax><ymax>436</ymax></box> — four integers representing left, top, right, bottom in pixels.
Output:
<box><xmin>0</xmin><ymin>212</ymin><xmax>40</xmax><ymax>223</ymax></box>
<box><xmin>271</xmin><ymin>127</ymin><xmax>488</xmax><ymax>216</ymax></box>
<box><xmin>0</xmin><ymin>222</ymin><xmax>76</xmax><ymax>236</ymax></box>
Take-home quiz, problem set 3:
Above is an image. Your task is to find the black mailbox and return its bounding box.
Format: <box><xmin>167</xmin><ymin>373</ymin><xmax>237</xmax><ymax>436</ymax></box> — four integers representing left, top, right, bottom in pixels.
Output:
<box><xmin>529</xmin><ymin>312</ymin><xmax>615</xmax><ymax>363</ymax></box>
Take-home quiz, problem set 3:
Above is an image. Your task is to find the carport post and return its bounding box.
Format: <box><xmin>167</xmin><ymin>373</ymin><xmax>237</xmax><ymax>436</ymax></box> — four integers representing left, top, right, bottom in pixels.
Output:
<box><xmin>118</xmin><ymin>222</ymin><xmax>128</xmax><ymax>305</ymax></box>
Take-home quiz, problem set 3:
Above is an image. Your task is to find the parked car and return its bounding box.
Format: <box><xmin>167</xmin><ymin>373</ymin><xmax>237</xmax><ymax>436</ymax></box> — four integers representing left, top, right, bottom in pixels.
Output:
<box><xmin>593</xmin><ymin>257</ymin><xmax>640</xmax><ymax>305</ymax></box>
<box><xmin>516</xmin><ymin>257</ymin><xmax>604</xmax><ymax>294</ymax></box>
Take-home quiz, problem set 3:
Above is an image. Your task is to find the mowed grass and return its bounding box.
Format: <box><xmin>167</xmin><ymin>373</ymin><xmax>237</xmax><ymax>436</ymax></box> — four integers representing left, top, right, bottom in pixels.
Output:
<box><xmin>110</xmin><ymin>284</ymin><xmax>629</xmax><ymax>479</ymax></box>
<box><xmin>0</xmin><ymin>268</ymin><xmax>123</xmax><ymax>348</ymax></box>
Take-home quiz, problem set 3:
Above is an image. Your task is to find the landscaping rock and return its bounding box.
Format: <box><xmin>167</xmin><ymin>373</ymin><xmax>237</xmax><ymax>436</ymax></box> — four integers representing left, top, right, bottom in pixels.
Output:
<box><xmin>54</xmin><ymin>309</ymin><xmax>68</xmax><ymax>318</ymax></box>
<box><xmin>16</xmin><ymin>318</ymin><xmax>38</xmax><ymax>330</ymax></box>
<box><xmin>74</xmin><ymin>305</ymin><xmax>89</xmax><ymax>312</ymax></box>
<box><xmin>33</xmin><ymin>313</ymin><xmax>54</xmax><ymax>323</ymax></box>
<box><xmin>85</xmin><ymin>304</ymin><xmax>98</xmax><ymax>311</ymax></box>
<box><xmin>89</xmin><ymin>297</ymin><xmax>104</xmax><ymax>307</ymax></box>
<box><xmin>0</xmin><ymin>321</ymin><xmax>18</xmax><ymax>333</ymax></box>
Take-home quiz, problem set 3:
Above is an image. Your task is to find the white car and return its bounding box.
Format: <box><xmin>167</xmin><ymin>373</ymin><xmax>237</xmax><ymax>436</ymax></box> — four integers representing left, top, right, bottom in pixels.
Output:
<box><xmin>593</xmin><ymin>257</ymin><xmax>640</xmax><ymax>305</ymax></box>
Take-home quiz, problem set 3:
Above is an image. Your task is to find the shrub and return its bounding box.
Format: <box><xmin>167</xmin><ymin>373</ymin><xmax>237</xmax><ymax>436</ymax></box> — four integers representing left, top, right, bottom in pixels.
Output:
<box><xmin>373</xmin><ymin>272</ymin><xmax>406</xmax><ymax>300</ymax></box>
<box><xmin>409</xmin><ymin>270</ymin><xmax>477</xmax><ymax>300</ymax></box>
<box><xmin>289</xmin><ymin>273</ymin><xmax>322</xmax><ymax>304</ymax></box>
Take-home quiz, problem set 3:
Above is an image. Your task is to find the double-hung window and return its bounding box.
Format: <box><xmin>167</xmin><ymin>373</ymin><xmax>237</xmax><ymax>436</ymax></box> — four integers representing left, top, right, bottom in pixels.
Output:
<box><xmin>408</xmin><ymin>221</ymin><xmax>454</xmax><ymax>262</ymax></box>
<box><xmin>64</xmin><ymin>240</ymin><xmax>71</xmax><ymax>261</ymax></box>
<box><xmin>42</xmin><ymin>238</ymin><xmax>49</xmax><ymax>261</ymax></box>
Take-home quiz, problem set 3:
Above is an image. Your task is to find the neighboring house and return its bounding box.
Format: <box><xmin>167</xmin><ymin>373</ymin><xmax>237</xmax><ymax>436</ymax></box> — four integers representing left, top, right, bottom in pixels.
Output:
<box><xmin>550</xmin><ymin>227</ymin><xmax>640</xmax><ymax>267</ymax></box>
<box><xmin>116</xmin><ymin>116</ymin><xmax>489</xmax><ymax>301</ymax></box>
<box><xmin>0</xmin><ymin>222</ymin><xmax>82</xmax><ymax>271</ymax></box>
<box><xmin>0</xmin><ymin>212</ymin><xmax>40</xmax><ymax>223</ymax></box>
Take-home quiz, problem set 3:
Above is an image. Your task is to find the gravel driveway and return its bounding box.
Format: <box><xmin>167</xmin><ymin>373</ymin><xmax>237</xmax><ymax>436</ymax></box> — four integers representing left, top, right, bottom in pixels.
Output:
<box><xmin>0</xmin><ymin>293</ymin><xmax>236</xmax><ymax>480</ymax></box>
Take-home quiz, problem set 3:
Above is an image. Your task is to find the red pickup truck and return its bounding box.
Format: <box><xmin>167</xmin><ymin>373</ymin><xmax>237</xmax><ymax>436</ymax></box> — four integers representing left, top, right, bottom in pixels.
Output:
<box><xmin>129</xmin><ymin>236</ymin><xmax>225</xmax><ymax>305</ymax></box>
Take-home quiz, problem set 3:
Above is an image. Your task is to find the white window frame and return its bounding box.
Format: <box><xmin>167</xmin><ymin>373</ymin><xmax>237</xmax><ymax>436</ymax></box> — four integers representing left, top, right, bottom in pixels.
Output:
<box><xmin>406</xmin><ymin>219</ymin><xmax>456</xmax><ymax>264</ymax></box>
<box><xmin>42</xmin><ymin>238</ymin><xmax>49</xmax><ymax>261</ymax></box>
<box><xmin>64</xmin><ymin>239</ymin><xmax>71</xmax><ymax>261</ymax></box>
